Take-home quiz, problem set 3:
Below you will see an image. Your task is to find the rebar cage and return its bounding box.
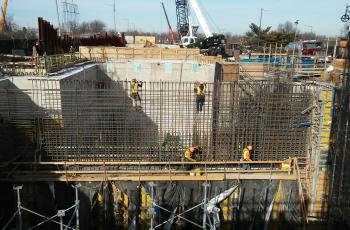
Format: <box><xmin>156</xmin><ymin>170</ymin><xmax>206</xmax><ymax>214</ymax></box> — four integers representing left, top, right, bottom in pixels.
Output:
<box><xmin>0</xmin><ymin>79</ymin><xmax>313</xmax><ymax>162</ymax></box>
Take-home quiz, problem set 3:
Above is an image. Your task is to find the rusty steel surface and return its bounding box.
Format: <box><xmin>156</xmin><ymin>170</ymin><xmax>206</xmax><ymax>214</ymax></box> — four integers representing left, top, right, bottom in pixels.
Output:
<box><xmin>0</xmin><ymin>79</ymin><xmax>312</xmax><ymax>163</ymax></box>
<box><xmin>38</xmin><ymin>17</ymin><xmax>126</xmax><ymax>55</ymax></box>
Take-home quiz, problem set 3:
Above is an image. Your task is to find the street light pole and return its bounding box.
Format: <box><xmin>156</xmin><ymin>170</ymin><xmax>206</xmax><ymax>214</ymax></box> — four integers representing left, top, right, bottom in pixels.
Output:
<box><xmin>292</xmin><ymin>20</ymin><xmax>299</xmax><ymax>73</ymax></box>
<box><xmin>258</xmin><ymin>8</ymin><xmax>263</xmax><ymax>47</ymax></box>
<box><xmin>294</xmin><ymin>20</ymin><xmax>299</xmax><ymax>41</ymax></box>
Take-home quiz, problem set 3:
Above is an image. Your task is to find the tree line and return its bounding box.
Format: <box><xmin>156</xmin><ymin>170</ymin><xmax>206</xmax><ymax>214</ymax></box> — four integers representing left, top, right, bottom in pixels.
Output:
<box><xmin>0</xmin><ymin>17</ymin><xmax>338</xmax><ymax>47</ymax></box>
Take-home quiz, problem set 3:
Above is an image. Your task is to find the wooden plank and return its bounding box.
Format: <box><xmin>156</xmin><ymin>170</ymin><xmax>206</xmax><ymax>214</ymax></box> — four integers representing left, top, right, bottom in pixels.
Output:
<box><xmin>2</xmin><ymin>172</ymin><xmax>297</xmax><ymax>182</ymax></box>
<box><xmin>5</xmin><ymin>169</ymin><xmax>289</xmax><ymax>175</ymax></box>
<box><xmin>8</xmin><ymin>160</ymin><xmax>285</xmax><ymax>166</ymax></box>
<box><xmin>78</xmin><ymin>46</ymin><xmax>218</xmax><ymax>63</ymax></box>
<box><xmin>222</xmin><ymin>63</ymin><xmax>239</xmax><ymax>81</ymax></box>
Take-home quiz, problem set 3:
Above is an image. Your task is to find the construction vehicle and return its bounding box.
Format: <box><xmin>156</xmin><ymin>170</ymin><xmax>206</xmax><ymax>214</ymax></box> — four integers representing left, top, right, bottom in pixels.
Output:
<box><xmin>0</xmin><ymin>0</ymin><xmax>8</xmax><ymax>33</ymax></box>
<box><xmin>161</xmin><ymin>2</ymin><xmax>176</xmax><ymax>45</ymax></box>
<box><xmin>176</xmin><ymin>0</ymin><xmax>226</xmax><ymax>56</ymax></box>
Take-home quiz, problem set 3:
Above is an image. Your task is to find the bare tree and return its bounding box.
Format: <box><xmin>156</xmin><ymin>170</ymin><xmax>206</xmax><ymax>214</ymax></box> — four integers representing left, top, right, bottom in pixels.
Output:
<box><xmin>277</xmin><ymin>21</ymin><xmax>296</xmax><ymax>34</ymax></box>
<box><xmin>341</xmin><ymin>23</ymin><xmax>350</xmax><ymax>37</ymax></box>
<box><xmin>75</xmin><ymin>22</ymin><xmax>90</xmax><ymax>35</ymax></box>
<box><xmin>0</xmin><ymin>14</ymin><xmax>37</xmax><ymax>39</ymax></box>
<box><xmin>89</xmin><ymin>20</ymin><xmax>106</xmax><ymax>34</ymax></box>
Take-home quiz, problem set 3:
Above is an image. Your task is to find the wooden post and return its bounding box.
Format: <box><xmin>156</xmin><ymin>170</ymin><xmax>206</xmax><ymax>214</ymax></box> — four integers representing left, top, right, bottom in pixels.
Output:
<box><xmin>267</xmin><ymin>43</ymin><xmax>272</xmax><ymax>71</ymax></box>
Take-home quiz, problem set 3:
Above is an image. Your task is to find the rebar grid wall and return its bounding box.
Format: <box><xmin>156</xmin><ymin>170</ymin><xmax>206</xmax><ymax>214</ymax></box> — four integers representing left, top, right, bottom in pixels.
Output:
<box><xmin>0</xmin><ymin>77</ymin><xmax>314</xmax><ymax>162</ymax></box>
<box><xmin>328</xmin><ymin>32</ymin><xmax>350</xmax><ymax>227</ymax></box>
<box><xmin>212</xmin><ymin>82</ymin><xmax>312</xmax><ymax>161</ymax></box>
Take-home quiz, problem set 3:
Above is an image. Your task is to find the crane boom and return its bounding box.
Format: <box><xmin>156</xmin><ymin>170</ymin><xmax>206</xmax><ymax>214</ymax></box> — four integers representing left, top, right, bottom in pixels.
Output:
<box><xmin>161</xmin><ymin>2</ymin><xmax>176</xmax><ymax>44</ymax></box>
<box><xmin>0</xmin><ymin>0</ymin><xmax>8</xmax><ymax>33</ymax></box>
<box><xmin>55</xmin><ymin>0</ymin><xmax>61</xmax><ymax>33</ymax></box>
<box><xmin>188</xmin><ymin>0</ymin><xmax>213</xmax><ymax>38</ymax></box>
<box><xmin>175</xmin><ymin>0</ymin><xmax>190</xmax><ymax>37</ymax></box>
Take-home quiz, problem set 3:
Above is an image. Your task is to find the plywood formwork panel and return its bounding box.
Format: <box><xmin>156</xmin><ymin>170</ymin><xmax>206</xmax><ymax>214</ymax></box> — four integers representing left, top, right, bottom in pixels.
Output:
<box><xmin>78</xmin><ymin>46</ymin><xmax>221</xmax><ymax>64</ymax></box>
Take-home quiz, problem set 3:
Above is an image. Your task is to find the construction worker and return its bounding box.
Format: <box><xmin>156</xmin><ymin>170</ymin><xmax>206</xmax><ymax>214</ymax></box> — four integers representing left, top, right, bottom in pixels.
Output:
<box><xmin>183</xmin><ymin>146</ymin><xmax>202</xmax><ymax>170</ymax></box>
<box><xmin>184</xmin><ymin>146</ymin><xmax>201</xmax><ymax>162</ymax></box>
<box><xmin>130</xmin><ymin>78</ymin><xmax>143</xmax><ymax>109</ymax></box>
<box><xmin>69</xmin><ymin>45</ymin><xmax>76</xmax><ymax>61</ymax></box>
<box><xmin>242</xmin><ymin>144</ymin><xmax>253</xmax><ymax>170</ymax></box>
<box><xmin>194</xmin><ymin>81</ymin><xmax>206</xmax><ymax>112</ymax></box>
<box><xmin>32</xmin><ymin>41</ymin><xmax>40</xmax><ymax>66</ymax></box>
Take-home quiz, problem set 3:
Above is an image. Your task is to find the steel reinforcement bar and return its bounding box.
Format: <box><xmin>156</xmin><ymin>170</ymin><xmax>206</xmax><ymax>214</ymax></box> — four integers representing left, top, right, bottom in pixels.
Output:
<box><xmin>0</xmin><ymin>80</ymin><xmax>312</xmax><ymax>162</ymax></box>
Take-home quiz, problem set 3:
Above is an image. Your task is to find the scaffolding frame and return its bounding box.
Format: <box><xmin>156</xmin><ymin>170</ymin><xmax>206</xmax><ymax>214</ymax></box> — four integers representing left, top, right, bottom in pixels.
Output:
<box><xmin>2</xmin><ymin>184</ymin><xmax>80</xmax><ymax>230</ymax></box>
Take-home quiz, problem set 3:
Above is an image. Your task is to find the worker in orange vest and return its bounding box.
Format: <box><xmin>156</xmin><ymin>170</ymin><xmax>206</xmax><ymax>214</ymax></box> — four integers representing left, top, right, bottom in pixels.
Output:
<box><xmin>242</xmin><ymin>144</ymin><xmax>253</xmax><ymax>170</ymax></box>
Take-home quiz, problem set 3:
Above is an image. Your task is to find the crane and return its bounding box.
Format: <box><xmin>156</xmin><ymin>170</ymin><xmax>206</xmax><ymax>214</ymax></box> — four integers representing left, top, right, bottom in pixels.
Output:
<box><xmin>161</xmin><ymin>2</ymin><xmax>176</xmax><ymax>45</ymax></box>
<box><xmin>177</xmin><ymin>0</ymin><xmax>226</xmax><ymax>56</ymax></box>
<box><xmin>175</xmin><ymin>0</ymin><xmax>190</xmax><ymax>37</ymax></box>
<box><xmin>0</xmin><ymin>0</ymin><xmax>8</xmax><ymax>33</ymax></box>
<box><xmin>188</xmin><ymin>0</ymin><xmax>212</xmax><ymax>38</ymax></box>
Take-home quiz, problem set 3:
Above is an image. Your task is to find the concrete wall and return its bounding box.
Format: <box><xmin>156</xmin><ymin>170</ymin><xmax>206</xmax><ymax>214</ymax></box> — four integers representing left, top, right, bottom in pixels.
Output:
<box><xmin>100</xmin><ymin>60</ymin><xmax>216</xmax><ymax>83</ymax></box>
<box><xmin>97</xmin><ymin>61</ymin><xmax>217</xmax><ymax>156</ymax></box>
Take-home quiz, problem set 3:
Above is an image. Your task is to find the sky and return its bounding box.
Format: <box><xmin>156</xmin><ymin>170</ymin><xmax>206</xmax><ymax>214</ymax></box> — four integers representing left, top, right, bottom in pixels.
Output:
<box><xmin>6</xmin><ymin>0</ymin><xmax>349</xmax><ymax>36</ymax></box>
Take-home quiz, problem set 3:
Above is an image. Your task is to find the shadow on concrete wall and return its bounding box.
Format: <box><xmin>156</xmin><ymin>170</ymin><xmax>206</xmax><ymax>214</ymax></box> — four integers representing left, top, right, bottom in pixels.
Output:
<box><xmin>0</xmin><ymin>80</ymin><xmax>104</xmax><ymax>230</ymax></box>
<box><xmin>55</xmin><ymin>70</ymin><xmax>159</xmax><ymax>161</ymax></box>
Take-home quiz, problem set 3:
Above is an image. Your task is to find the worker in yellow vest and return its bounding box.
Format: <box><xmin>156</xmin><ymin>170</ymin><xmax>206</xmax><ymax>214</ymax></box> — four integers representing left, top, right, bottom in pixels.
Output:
<box><xmin>184</xmin><ymin>146</ymin><xmax>201</xmax><ymax>162</ymax></box>
<box><xmin>183</xmin><ymin>146</ymin><xmax>202</xmax><ymax>170</ymax></box>
<box><xmin>242</xmin><ymin>144</ymin><xmax>253</xmax><ymax>170</ymax></box>
<box><xmin>130</xmin><ymin>78</ymin><xmax>143</xmax><ymax>109</ymax></box>
<box><xmin>194</xmin><ymin>81</ymin><xmax>206</xmax><ymax>112</ymax></box>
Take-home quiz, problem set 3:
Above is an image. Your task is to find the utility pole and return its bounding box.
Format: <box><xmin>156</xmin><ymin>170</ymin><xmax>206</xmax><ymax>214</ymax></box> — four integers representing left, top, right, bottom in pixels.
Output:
<box><xmin>105</xmin><ymin>0</ymin><xmax>117</xmax><ymax>33</ymax></box>
<box><xmin>303</xmin><ymin>24</ymin><xmax>313</xmax><ymax>39</ymax></box>
<box><xmin>113</xmin><ymin>0</ymin><xmax>117</xmax><ymax>33</ymax></box>
<box><xmin>258</xmin><ymin>8</ymin><xmax>268</xmax><ymax>47</ymax></box>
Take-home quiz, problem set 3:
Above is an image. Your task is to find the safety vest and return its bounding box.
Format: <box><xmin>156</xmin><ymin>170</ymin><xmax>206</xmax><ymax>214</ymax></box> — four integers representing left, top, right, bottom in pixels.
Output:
<box><xmin>131</xmin><ymin>81</ymin><xmax>139</xmax><ymax>94</ymax></box>
<box><xmin>185</xmin><ymin>148</ymin><xmax>196</xmax><ymax>162</ymax></box>
<box><xmin>243</xmin><ymin>148</ymin><xmax>251</xmax><ymax>161</ymax></box>
<box><xmin>197</xmin><ymin>86</ymin><xmax>205</xmax><ymax>96</ymax></box>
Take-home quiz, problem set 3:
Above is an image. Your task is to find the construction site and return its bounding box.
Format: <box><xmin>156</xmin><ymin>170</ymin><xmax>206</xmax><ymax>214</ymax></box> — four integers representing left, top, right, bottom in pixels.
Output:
<box><xmin>1</xmin><ymin>0</ymin><xmax>350</xmax><ymax>230</ymax></box>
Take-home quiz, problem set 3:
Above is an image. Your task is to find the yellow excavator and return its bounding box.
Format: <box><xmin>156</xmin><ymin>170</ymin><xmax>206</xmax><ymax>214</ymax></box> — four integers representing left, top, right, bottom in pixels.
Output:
<box><xmin>0</xmin><ymin>0</ymin><xmax>8</xmax><ymax>33</ymax></box>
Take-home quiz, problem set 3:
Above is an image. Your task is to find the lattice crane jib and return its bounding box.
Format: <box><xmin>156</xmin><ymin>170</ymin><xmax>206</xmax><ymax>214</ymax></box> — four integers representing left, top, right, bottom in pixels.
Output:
<box><xmin>175</xmin><ymin>0</ymin><xmax>190</xmax><ymax>37</ymax></box>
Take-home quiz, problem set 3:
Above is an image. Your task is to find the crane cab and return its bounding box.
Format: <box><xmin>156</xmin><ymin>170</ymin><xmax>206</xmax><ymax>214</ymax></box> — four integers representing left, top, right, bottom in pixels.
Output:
<box><xmin>180</xmin><ymin>36</ymin><xmax>198</xmax><ymax>48</ymax></box>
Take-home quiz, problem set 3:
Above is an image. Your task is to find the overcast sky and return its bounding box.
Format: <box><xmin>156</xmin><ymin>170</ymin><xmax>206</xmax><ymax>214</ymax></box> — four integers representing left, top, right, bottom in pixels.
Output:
<box><xmin>8</xmin><ymin>0</ymin><xmax>349</xmax><ymax>36</ymax></box>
